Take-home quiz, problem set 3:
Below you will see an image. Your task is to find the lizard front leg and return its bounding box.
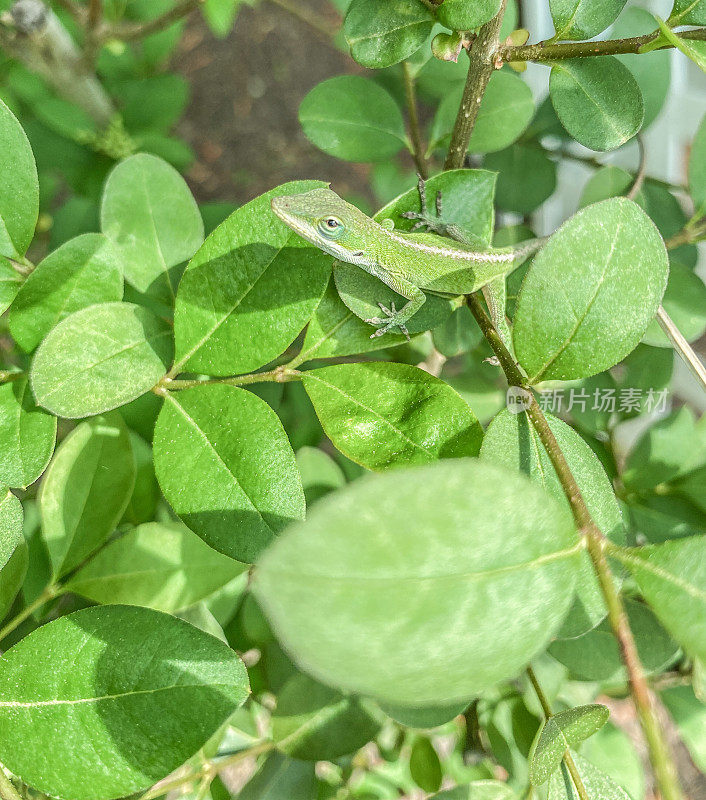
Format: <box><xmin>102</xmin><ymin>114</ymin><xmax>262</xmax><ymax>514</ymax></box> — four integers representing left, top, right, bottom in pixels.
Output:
<box><xmin>365</xmin><ymin>271</ymin><xmax>426</xmax><ymax>341</ymax></box>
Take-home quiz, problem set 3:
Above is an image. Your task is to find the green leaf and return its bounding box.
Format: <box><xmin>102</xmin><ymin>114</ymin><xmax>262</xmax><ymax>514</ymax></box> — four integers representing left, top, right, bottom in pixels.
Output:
<box><xmin>622</xmin><ymin>407</ymin><xmax>701</xmax><ymax>492</ymax></box>
<box><xmin>238</xmin><ymin>752</ymin><xmax>316</xmax><ymax>800</ymax></box>
<box><xmin>9</xmin><ymin>234</ymin><xmax>123</xmax><ymax>353</ymax></box>
<box><xmin>432</xmin><ymin>782</ymin><xmax>516</xmax><ymax>800</ymax></box>
<box><xmin>484</xmin><ymin>145</ymin><xmax>557</xmax><ymax>215</ymax></box>
<box><xmin>628</xmin><ymin>495</ymin><xmax>706</xmax><ymax>544</ymax></box>
<box><xmin>376</xmin><ymin>169</ymin><xmax>498</xmax><ymax>245</ymax></box>
<box><xmin>202</xmin><ymin>0</ymin><xmax>244</xmax><ymax>36</ymax></box>
<box><xmin>296</xmin><ymin>446</ymin><xmax>345</xmax><ymax>506</ymax></box>
<box><xmin>436</xmin><ymin>0</ymin><xmax>502</xmax><ymax>31</ymax></box>
<box><xmin>153</xmin><ymin>384</ymin><xmax>305</xmax><ymax>563</ymax></box>
<box><xmin>431</xmin><ymin>71</ymin><xmax>535</xmax><ymax>154</ymax></box>
<box><xmin>617</xmin><ymin>536</ymin><xmax>706</xmax><ymax>664</ymax></box>
<box><xmin>302</xmin><ymin>362</ymin><xmax>483</xmax><ymax>471</ymax></box>
<box><xmin>410</xmin><ymin>737</ymin><xmax>443</xmax><ymax>793</ymax></box>
<box><xmin>0</xmin><ymin>488</ymin><xmax>26</xmax><ymax>620</ymax></box>
<box><xmin>0</xmin><ymin>377</ymin><xmax>56</xmax><ymax>491</ymax></box>
<box><xmin>644</xmin><ymin>262</ymin><xmax>706</xmax><ymax>347</ymax></box>
<box><xmin>0</xmin><ymin>257</ymin><xmax>22</xmax><ymax>316</ymax></box>
<box><xmin>481</xmin><ymin>409</ymin><xmax>624</xmax><ymax>638</ymax></box>
<box><xmin>670</xmin><ymin>0</ymin><xmax>706</xmax><ymax>24</ymax></box>
<box><xmin>654</xmin><ymin>16</ymin><xmax>706</xmax><ymax>72</ymax></box>
<box><xmin>548</xmin><ymin>597</ymin><xmax>679</xmax><ymax>681</ymax></box>
<box><xmin>173</xmin><ymin>181</ymin><xmax>331</xmax><ymax>376</ymax></box>
<box><xmin>690</xmin><ymin>113</ymin><xmax>706</xmax><ymax>213</ymax></box>
<box><xmin>529</xmin><ymin>705</ymin><xmax>609</xmax><ymax>785</ymax></box>
<box><xmin>0</xmin><ymin>605</ymin><xmax>249</xmax><ymax>800</ymax></box>
<box><xmin>100</xmin><ymin>153</ymin><xmax>204</xmax><ymax>304</ymax></box>
<box><xmin>39</xmin><ymin>414</ymin><xmax>135</xmax><ymax>578</ymax></box>
<box><xmin>299</xmin><ymin>277</ymin><xmax>409</xmax><ymax>361</ymax></box>
<box><xmin>433</xmin><ymin>306</ymin><xmax>482</xmax><ymax>357</ymax></box>
<box><xmin>380</xmin><ymin>699</ymin><xmax>470</xmax><ymax>728</ymax></box>
<box><xmin>121</xmin><ymin>433</ymin><xmax>159</xmax><ymax>526</ymax></box>
<box><xmin>344</xmin><ymin>0</ymin><xmax>434</xmax><ymax>69</ymax></box>
<box><xmin>547</xmin><ymin>753</ymin><xmax>631</xmax><ymax>800</ymax></box>
<box><xmin>254</xmin><ymin>459</ymin><xmax>580</xmax><ymax>705</ymax></box>
<box><xmin>0</xmin><ymin>98</ymin><xmax>38</xmax><ymax>259</ymax></box>
<box><xmin>31</xmin><ymin>302</ymin><xmax>173</xmax><ymax>419</ymax></box>
<box><xmin>549</xmin><ymin>57</ymin><xmax>644</xmax><ymax>151</ymax></box>
<box><xmin>661</xmin><ymin>685</ymin><xmax>706</xmax><ymax>772</ymax></box>
<box><xmin>514</xmin><ymin>198</ymin><xmax>668</xmax><ymax>382</ymax></box>
<box><xmin>272</xmin><ymin>672</ymin><xmax>379</xmax><ymax>760</ymax></box>
<box><xmin>612</xmin><ymin>7</ymin><xmax>671</xmax><ymax>129</ymax></box>
<box><xmin>549</xmin><ymin>0</ymin><xmax>627</xmax><ymax>39</ymax></box>
<box><xmin>299</xmin><ymin>76</ymin><xmax>407</xmax><ymax>162</ymax></box>
<box><xmin>65</xmin><ymin>522</ymin><xmax>247</xmax><ymax>612</ymax></box>
<box><xmin>581</xmin><ymin>721</ymin><xmax>645</xmax><ymax>800</ymax></box>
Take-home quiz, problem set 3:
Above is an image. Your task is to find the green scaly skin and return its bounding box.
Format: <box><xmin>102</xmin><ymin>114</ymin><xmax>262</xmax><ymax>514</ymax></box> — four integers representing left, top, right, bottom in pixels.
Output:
<box><xmin>271</xmin><ymin>183</ymin><xmax>546</xmax><ymax>342</ymax></box>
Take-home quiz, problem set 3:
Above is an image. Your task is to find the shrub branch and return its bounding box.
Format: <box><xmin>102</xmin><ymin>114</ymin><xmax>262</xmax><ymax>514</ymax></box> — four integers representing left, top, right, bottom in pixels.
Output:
<box><xmin>498</xmin><ymin>27</ymin><xmax>706</xmax><ymax>62</ymax></box>
<box><xmin>466</xmin><ymin>294</ymin><xmax>684</xmax><ymax>800</ymax></box>
<box><xmin>444</xmin><ymin>0</ymin><xmax>507</xmax><ymax>170</ymax></box>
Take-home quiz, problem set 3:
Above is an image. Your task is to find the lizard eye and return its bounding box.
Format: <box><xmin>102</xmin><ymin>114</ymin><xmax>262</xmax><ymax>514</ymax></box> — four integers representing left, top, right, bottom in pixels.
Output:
<box><xmin>318</xmin><ymin>217</ymin><xmax>344</xmax><ymax>238</ymax></box>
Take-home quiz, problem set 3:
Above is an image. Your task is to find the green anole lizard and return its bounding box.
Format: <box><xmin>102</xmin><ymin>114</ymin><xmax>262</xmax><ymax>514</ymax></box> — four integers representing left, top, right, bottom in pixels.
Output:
<box><xmin>271</xmin><ymin>178</ymin><xmax>546</xmax><ymax>344</ymax></box>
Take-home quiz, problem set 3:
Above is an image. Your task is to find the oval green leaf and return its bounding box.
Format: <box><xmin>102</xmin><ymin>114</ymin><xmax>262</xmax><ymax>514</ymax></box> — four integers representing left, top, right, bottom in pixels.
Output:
<box><xmin>0</xmin><ymin>98</ymin><xmax>38</xmax><ymax>259</ymax></box>
<box><xmin>0</xmin><ymin>488</ymin><xmax>27</xmax><ymax>620</ymax></box>
<box><xmin>10</xmin><ymin>234</ymin><xmax>124</xmax><ymax>353</ymax></box>
<box><xmin>254</xmin><ymin>459</ymin><xmax>580</xmax><ymax>705</ymax></box>
<box><xmin>432</xmin><ymin>782</ymin><xmax>516</xmax><ymax>800</ymax></box>
<box><xmin>547</xmin><ymin>753</ymin><xmax>631</xmax><ymax>800</ymax></box>
<box><xmin>410</xmin><ymin>737</ymin><xmax>443</xmax><ymax>793</ymax></box>
<box><xmin>39</xmin><ymin>414</ymin><xmax>135</xmax><ymax>578</ymax></box>
<box><xmin>273</xmin><ymin>672</ymin><xmax>379</xmax><ymax>760</ymax></box>
<box><xmin>431</xmin><ymin>71</ymin><xmax>535</xmax><ymax>155</ymax></box>
<box><xmin>299</xmin><ymin>76</ymin><xmax>407</xmax><ymax>162</ymax></box>
<box><xmin>437</xmin><ymin>0</ymin><xmax>502</xmax><ymax>30</ymax></box>
<box><xmin>514</xmin><ymin>197</ymin><xmax>669</xmax><ymax>382</ymax></box>
<box><xmin>484</xmin><ymin>145</ymin><xmax>557</xmax><ymax>215</ymax></box>
<box><xmin>549</xmin><ymin>57</ymin><xmax>644</xmax><ymax>151</ymax></box>
<box><xmin>0</xmin><ymin>257</ymin><xmax>22</xmax><ymax>316</ymax></box>
<box><xmin>671</xmin><ymin>0</ymin><xmax>706</xmax><ymax>24</ymax></box>
<box><xmin>153</xmin><ymin>384</ymin><xmax>305</xmax><ymax>563</ymax></box>
<box><xmin>0</xmin><ymin>605</ymin><xmax>249</xmax><ymax>800</ymax></box>
<box><xmin>173</xmin><ymin>181</ymin><xmax>331</xmax><ymax>375</ymax></box>
<box><xmin>549</xmin><ymin>0</ymin><xmax>627</xmax><ymax>39</ymax></box>
<box><xmin>65</xmin><ymin>522</ymin><xmax>247</xmax><ymax>612</ymax></box>
<box><xmin>31</xmin><ymin>302</ymin><xmax>173</xmax><ymax>418</ymax></box>
<box><xmin>616</xmin><ymin>536</ymin><xmax>706</xmax><ymax>663</ymax></box>
<box><xmin>344</xmin><ymin>0</ymin><xmax>433</xmax><ymax>68</ymax></box>
<box><xmin>302</xmin><ymin>362</ymin><xmax>483</xmax><ymax>470</ymax></box>
<box><xmin>101</xmin><ymin>153</ymin><xmax>204</xmax><ymax>303</ymax></box>
<box><xmin>529</xmin><ymin>704</ymin><xmax>610</xmax><ymax>786</ymax></box>
<box><xmin>0</xmin><ymin>377</ymin><xmax>56</xmax><ymax>490</ymax></box>
<box><xmin>481</xmin><ymin>409</ymin><xmax>625</xmax><ymax>637</ymax></box>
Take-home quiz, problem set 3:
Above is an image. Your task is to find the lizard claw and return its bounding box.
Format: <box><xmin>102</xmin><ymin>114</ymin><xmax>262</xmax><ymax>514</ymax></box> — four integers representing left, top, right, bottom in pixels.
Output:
<box><xmin>366</xmin><ymin>301</ymin><xmax>410</xmax><ymax>341</ymax></box>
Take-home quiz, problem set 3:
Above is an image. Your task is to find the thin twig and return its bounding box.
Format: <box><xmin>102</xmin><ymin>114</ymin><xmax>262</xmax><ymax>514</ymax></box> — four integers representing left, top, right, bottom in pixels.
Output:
<box><xmin>158</xmin><ymin>366</ymin><xmax>301</xmax><ymax>391</ymax></box>
<box><xmin>526</xmin><ymin>667</ymin><xmax>590</xmax><ymax>800</ymax></box>
<box><xmin>466</xmin><ymin>294</ymin><xmax>684</xmax><ymax>800</ymax></box>
<box><xmin>51</xmin><ymin>0</ymin><xmax>86</xmax><ymax>24</ymax></box>
<box><xmin>138</xmin><ymin>742</ymin><xmax>273</xmax><ymax>800</ymax></box>
<box><xmin>402</xmin><ymin>61</ymin><xmax>428</xmax><ymax>178</ymax></box>
<box><xmin>445</xmin><ymin>0</ymin><xmax>507</xmax><ymax>170</ymax></box>
<box><xmin>626</xmin><ymin>136</ymin><xmax>647</xmax><ymax>201</ymax></box>
<box><xmin>88</xmin><ymin>0</ymin><xmax>102</xmax><ymax>31</ymax></box>
<box><xmin>0</xmin><ymin>585</ymin><xmax>60</xmax><ymax>645</ymax></box>
<box><xmin>656</xmin><ymin>305</ymin><xmax>706</xmax><ymax>391</ymax></box>
<box><xmin>498</xmin><ymin>26</ymin><xmax>706</xmax><ymax>63</ymax></box>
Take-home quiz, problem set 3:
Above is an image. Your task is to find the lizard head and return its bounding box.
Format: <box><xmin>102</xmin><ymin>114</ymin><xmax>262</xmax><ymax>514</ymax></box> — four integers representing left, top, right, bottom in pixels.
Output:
<box><xmin>271</xmin><ymin>188</ymin><xmax>374</xmax><ymax>265</ymax></box>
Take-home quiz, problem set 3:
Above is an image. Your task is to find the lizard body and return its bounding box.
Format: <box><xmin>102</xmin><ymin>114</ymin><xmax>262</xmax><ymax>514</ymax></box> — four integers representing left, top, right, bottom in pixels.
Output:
<box><xmin>271</xmin><ymin>186</ymin><xmax>545</xmax><ymax>341</ymax></box>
